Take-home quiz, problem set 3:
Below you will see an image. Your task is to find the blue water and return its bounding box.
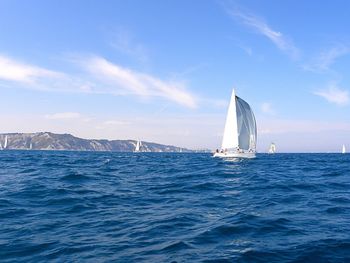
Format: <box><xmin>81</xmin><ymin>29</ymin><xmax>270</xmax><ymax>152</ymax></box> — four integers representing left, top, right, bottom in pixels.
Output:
<box><xmin>1</xmin><ymin>151</ymin><xmax>350</xmax><ymax>262</ymax></box>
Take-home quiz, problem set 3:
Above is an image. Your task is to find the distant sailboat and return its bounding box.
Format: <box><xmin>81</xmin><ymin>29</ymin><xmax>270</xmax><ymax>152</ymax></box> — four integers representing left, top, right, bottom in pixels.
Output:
<box><xmin>3</xmin><ymin>135</ymin><xmax>8</xmax><ymax>149</ymax></box>
<box><xmin>214</xmin><ymin>89</ymin><xmax>257</xmax><ymax>158</ymax></box>
<box><xmin>30</xmin><ymin>143</ymin><xmax>33</xmax><ymax>150</ymax></box>
<box><xmin>268</xmin><ymin>142</ymin><xmax>276</xmax><ymax>154</ymax></box>
<box><xmin>342</xmin><ymin>144</ymin><xmax>346</xmax><ymax>154</ymax></box>
<box><xmin>134</xmin><ymin>140</ymin><xmax>142</xmax><ymax>152</ymax></box>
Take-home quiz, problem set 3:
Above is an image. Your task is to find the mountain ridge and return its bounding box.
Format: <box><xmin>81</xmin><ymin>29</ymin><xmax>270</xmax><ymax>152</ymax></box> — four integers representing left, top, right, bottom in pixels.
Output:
<box><xmin>0</xmin><ymin>132</ymin><xmax>195</xmax><ymax>152</ymax></box>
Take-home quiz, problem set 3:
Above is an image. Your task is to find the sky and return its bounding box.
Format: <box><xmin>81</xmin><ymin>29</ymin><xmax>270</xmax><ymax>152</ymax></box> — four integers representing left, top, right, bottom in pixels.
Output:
<box><xmin>0</xmin><ymin>0</ymin><xmax>350</xmax><ymax>152</ymax></box>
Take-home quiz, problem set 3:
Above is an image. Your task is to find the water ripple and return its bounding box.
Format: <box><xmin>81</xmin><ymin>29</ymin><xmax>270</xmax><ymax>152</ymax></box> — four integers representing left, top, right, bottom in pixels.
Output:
<box><xmin>0</xmin><ymin>151</ymin><xmax>350</xmax><ymax>262</ymax></box>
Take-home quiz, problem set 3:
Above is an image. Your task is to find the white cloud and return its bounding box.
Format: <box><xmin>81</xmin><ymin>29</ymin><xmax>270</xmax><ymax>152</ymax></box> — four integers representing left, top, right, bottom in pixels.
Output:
<box><xmin>0</xmin><ymin>55</ymin><xmax>62</xmax><ymax>84</ymax></box>
<box><xmin>45</xmin><ymin>112</ymin><xmax>82</xmax><ymax>120</ymax></box>
<box><xmin>303</xmin><ymin>45</ymin><xmax>350</xmax><ymax>72</ymax></box>
<box><xmin>80</xmin><ymin>56</ymin><xmax>197</xmax><ymax>108</ymax></box>
<box><xmin>314</xmin><ymin>83</ymin><xmax>349</xmax><ymax>106</ymax></box>
<box><xmin>261</xmin><ymin>102</ymin><xmax>275</xmax><ymax>115</ymax></box>
<box><xmin>228</xmin><ymin>9</ymin><xmax>299</xmax><ymax>59</ymax></box>
<box><xmin>0</xmin><ymin>54</ymin><xmax>198</xmax><ymax>108</ymax></box>
<box><xmin>0</xmin><ymin>55</ymin><xmax>88</xmax><ymax>94</ymax></box>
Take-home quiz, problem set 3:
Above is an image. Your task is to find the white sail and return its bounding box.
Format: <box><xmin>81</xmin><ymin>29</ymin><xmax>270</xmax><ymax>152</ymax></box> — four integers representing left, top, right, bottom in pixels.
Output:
<box><xmin>342</xmin><ymin>144</ymin><xmax>346</xmax><ymax>154</ymax></box>
<box><xmin>135</xmin><ymin>140</ymin><xmax>142</xmax><ymax>152</ymax></box>
<box><xmin>30</xmin><ymin>143</ymin><xmax>33</xmax><ymax>150</ymax></box>
<box><xmin>236</xmin><ymin>95</ymin><xmax>257</xmax><ymax>151</ymax></box>
<box><xmin>0</xmin><ymin>142</ymin><xmax>2</xmax><ymax>150</ymax></box>
<box><xmin>3</xmin><ymin>135</ymin><xmax>8</xmax><ymax>149</ymax></box>
<box><xmin>268</xmin><ymin>143</ymin><xmax>276</xmax><ymax>154</ymax></box>
<box><xmin>214</xmin><ymin>89</ymin><xmax>257</xmax><ymax>158</ymax></box>
<box><xmin>221</xmin><ymin>89</ymin><xmax>239</xmax><ymax>150</ymax></box>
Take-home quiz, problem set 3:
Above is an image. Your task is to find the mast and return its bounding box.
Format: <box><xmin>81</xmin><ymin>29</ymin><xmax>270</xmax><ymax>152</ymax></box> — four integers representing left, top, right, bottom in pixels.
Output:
<box><xmin>221</xmin><ymin>89</ymin><xmax>239</xmax><ymax>150</ymax></box>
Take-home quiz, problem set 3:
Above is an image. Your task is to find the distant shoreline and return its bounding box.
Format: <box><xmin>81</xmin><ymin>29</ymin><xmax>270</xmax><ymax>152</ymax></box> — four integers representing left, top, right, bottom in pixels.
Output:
<box><xmin>0</xmin><ymin>132</ymin><xmax>210</xmax><ymax>153</ymax></box>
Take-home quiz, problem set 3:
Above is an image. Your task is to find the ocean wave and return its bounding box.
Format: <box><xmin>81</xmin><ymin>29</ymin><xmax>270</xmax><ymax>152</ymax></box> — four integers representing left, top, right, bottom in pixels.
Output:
<box><xmin>0</xmin><ymin>152</ymin><xmax>350</xmax><ymax>262</ymax></box>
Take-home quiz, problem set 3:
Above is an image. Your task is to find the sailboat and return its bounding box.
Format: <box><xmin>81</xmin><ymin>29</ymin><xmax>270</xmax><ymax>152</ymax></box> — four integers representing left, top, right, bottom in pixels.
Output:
<box><xmin>134</xmin><ymin>140</ymin><xmax>142</xmax><ymax>152</ymax></box>
<box><xmin>268</xmin><ymin>142</ymin><xmax>276</xmax><ymax>154</ymax></box>
<box><xmin>342</xmin><ymin>144</ymin><xmax>346</xmax><ymax>154</ymax></box>
<box><xmin>214</xmin><ymin>89</ymin><xmax>257</xmax><ymax>158</ymax></box>
<box><xmin>3</xmin><ymin>135</ymin><xmax>8</xmax><ymax>150</ymax></box>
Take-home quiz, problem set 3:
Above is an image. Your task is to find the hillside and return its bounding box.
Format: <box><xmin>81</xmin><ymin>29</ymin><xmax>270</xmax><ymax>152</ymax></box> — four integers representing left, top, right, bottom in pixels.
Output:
<box><xmin>0</xmin><ymin>132</ymin><xmax>193</xmax><ymax>152</ymax></box>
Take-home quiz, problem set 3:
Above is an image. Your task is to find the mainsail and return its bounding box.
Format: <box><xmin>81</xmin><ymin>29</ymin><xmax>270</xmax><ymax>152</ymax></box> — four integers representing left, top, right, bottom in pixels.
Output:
<box><xmin>221</xmin><ymin>89</ymin><xmax>239</xmax><ymax>150</ymax></box>
<box><xmin>342</xmin><ymin>144</ymin><xmax>346</xmax><ymax>154</ymax></box>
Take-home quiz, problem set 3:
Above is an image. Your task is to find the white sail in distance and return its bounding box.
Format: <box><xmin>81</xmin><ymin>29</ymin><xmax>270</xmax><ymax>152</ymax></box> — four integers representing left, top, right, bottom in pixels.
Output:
<box><xmin>342</xmin><ymin>144</ymin><xmax>346</xmax><ymax>154</ymax></box>
<box><xmin>269</xmin><ymin>143</ymin><xmax>276</xmax><ymax>154</ymax></box>
<box><xmin>4</xmin><ymin>135</ymin><xmax>8</xmax><ymax>149</ymax></box>
<box><xmin>135</xmin><ymin>140</ymin><xmax>142</xmax><ymax>152</ymax></box>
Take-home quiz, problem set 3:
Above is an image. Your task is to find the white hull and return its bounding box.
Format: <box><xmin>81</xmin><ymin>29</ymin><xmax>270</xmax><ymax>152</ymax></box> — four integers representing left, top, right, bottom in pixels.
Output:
<box><xmin>213</xmin><ymin>152</ymin><xmax>256</xmax><ymax>159</ymax></box>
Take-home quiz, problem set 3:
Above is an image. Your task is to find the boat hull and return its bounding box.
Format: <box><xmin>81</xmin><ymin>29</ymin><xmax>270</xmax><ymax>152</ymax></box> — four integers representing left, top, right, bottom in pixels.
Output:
<box><xmin>213</xmin><ymin>152</ymin><xmax>256</xmax><ymax>158</ymax></box>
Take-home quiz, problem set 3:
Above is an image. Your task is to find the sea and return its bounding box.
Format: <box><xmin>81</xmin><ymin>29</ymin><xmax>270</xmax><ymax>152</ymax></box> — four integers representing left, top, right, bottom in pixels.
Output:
<box><xmin>1</xmin><ymin>151</ymin><xmax>350</xmax><ymax>262</ymax></box>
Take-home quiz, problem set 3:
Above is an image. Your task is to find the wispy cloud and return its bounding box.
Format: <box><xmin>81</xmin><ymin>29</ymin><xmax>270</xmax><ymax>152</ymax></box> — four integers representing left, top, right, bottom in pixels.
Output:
<box><xmin>261</xmin><ymin>102</ymin><xmax>275</xmax><ymax>115</ymax></box>
<box><xmin>227</xmin><ymin>8</ymin><xmax>299</xmax><ymax>59</ymax></box>
<box><xmin>79</xmin><ymin>56</ymin><xmax>197</xmax><ymax>108</ymax></box>
<box><xmin>0</xmin><ymin>54</ymin><xmax>197</xmax><ymax>108</ymax></box>
<box><xmin>0</xmin><ymin>55</ymin><xmax>88</xmax><ymax>94</ymax></box>
<box><xmin>45</xmin><ymin>112</ymin><xmax>82</xmax><ymax>120</ymax></box>
<box><xmin>303</xmin><ymin>45</ymin><xmax>350</xmax><ymax>72</ymax></box>
<box><xmin>314</xmin><ymin>83</ymin><xmax>349</xmax><ymax>106</ymax></box>
<box><xmin>0</xmin><ymin>55</ymin><xmax>62</xmax><ymax>84</ymax></box>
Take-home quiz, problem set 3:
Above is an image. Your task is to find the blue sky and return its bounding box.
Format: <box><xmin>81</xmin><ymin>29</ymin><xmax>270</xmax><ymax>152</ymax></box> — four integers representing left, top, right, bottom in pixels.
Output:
<box><xmin>0</xmin><ymin>0</ymin><xmax>349</xmax><ymax>152</ymax></box>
